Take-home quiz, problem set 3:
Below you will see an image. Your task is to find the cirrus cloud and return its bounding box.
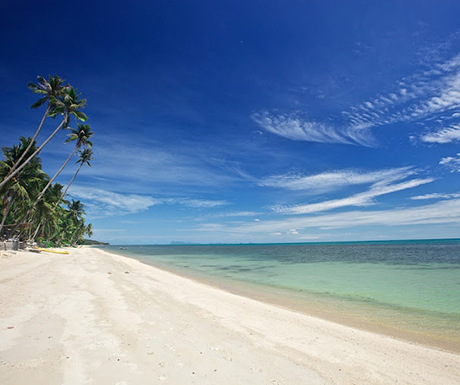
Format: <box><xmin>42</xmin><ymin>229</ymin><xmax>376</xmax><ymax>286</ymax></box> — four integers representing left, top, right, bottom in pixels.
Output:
<box><xmin>258</xmin><ymin>167</ymin><xmax>416</xmax><ymax>193</ymax></box>
<box><xmin>251</xmin><ymin>111</ymin><xmax>374</xmax><ymax>147</ymax></box>
<box><xmin>439</xmin><ymin>153</ymin><xmax>460</xmax><ymax>172</ymax></box>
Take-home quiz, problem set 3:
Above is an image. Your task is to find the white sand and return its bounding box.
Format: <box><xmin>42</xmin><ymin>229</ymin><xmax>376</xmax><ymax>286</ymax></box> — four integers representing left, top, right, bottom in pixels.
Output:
<box><xmin>0</xmin><ymin>247</ymin><xmax>459</xmax><ymax>384</ymax></box>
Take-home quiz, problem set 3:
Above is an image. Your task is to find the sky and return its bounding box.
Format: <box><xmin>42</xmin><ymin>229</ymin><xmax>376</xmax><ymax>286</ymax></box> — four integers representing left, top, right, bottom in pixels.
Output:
<box><xmin>2</xmin><ymin>0</ymin><xmax>460</xmax><ymax>244</ymax></box>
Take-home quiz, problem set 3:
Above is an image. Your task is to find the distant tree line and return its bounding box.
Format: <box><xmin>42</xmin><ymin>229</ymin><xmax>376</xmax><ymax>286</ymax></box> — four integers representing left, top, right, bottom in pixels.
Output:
<box><xmin>0</xmin><ymin>75</ymin><xmax>94</xmax><ymax>246</ymax></box>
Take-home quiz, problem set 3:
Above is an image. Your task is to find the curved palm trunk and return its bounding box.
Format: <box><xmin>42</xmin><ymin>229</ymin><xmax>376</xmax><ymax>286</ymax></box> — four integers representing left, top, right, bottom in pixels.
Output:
<box><xmin>60</xmin><ymin>162</ymin><xmax>84</xmax><ymax>199</ymax></box>
<box><xmin>6</xmin><ymin>145</ymin><xmax>77</xmax><ymax>239</ymax></box>
<box><xmin>6</xmin><ymin>105</ymin><xmax>50</xmax><ymax>177</ymax></box>
<box><xmin>0</xmin><ymin>115</ymin><xmax>66</xmax><ymax>190</ymax></box>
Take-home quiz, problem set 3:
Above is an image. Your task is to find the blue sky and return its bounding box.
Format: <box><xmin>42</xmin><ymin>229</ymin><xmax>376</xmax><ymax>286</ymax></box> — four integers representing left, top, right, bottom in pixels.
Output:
<box><xmin>2</xmin><ymin>0</ymin><xmax>460</xmax><ymax>244</ymax></box>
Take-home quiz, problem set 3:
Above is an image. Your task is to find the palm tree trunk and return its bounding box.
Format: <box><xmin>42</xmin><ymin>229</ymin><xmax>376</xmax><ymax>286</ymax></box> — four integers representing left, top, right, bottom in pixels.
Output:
<box><xmin>31</xmin><ymin>221</ymin><xmax>43</xmax><ymax>242</ymax></box>
<box><xmin>60</xmin><ymin>162</ymin><xmax>84</xmax><ymax>199</ymax></box>
<box><xmin>0</xmin><ymin>115</ymin><xmax>66</xmax><ymax>190</ymax></box>
<box><xmin>6</xmin><ymin>145</ymin><xmax>78</xmax><ymax>239</ymax></box>
<box><xmin>0</xmin><ymin>196</ymin><xmax>14</xmax><ymax>239</ymax></box>
<box><xmin>5</xmin><ymin>211</ymin><xmax>29</xmax><ymax>240</ymax></box>
<box><xmin>6</xmin><ymin>105</ymin><xmax>50</xmax><ymax>177</ymax></box>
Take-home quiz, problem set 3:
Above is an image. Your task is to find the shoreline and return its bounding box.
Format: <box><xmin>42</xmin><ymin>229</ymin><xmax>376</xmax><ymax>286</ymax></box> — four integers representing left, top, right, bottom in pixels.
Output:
<box><xmin>114</xmin><ymin>248</ymin><xmax>460</xmax><ymax>354</ymax></box>
<box><xmin>1</xmin><ymin>247</ymin><xmax>459</xmax><ymax>384</ymax></box>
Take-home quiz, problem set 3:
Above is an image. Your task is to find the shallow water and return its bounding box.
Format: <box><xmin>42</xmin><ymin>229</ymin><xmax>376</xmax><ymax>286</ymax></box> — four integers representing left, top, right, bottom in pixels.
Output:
<box><xmin>102</xmin><ymin>240</ymin><xmax>460</xmax><ymax>351</ymax></box>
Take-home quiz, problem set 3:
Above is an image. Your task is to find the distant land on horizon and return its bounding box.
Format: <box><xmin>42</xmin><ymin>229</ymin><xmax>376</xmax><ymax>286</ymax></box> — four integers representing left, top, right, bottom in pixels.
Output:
<box><xmin>103</xmin><ymin>237</ymin><xmax>460</xmax><ymax>247</ymax></box>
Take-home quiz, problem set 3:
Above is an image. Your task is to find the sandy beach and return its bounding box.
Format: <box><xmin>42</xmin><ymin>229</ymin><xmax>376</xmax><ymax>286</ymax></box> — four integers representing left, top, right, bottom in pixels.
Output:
<box><xmin>0</xmin><ymin>247</ymin><xmax>459</xmax><ymax>384</ymax></box>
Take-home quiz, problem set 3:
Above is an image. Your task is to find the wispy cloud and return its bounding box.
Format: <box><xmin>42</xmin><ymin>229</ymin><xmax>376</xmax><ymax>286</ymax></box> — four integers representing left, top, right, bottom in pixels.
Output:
<box><xmin>254</xmin><ymin>52</ymin><xmax>460</xmax><ymax>147</ymax></box>
<box><xmin>421</xmin><ymin>123</ymin><xmax>460</xmax><ymax>143</ymax></box>
<box><xmin>259</xmin><ymin>166</ymin><xmax>433</xmax><ymax>215</ymax></box>
<box><xmin>70</xmin><ymin>187</ymin><xmax>161</xmax><ymax>216</ymax></box>
<box><xmin>439</xmin><ymin>153</ymin><xmax>460</xmax><ymax>172</ymax></box>
<box><xmin>272</xmin><ymin>178</ymin><xmax>433</xmax><ymax>215</ymax></box>
<box><xmin>69</xmin><ymin>186</ymin><xmax>230</xmax><ymax>217</ymax></box>
<box><xmin>411</xmin><ymin>192</ymin><xmax>460</xmax><ymax>200</ymax></box>
<box><xmin>205</xmin><ymin>211</ymin><xmax>260</xmax><ymax>218</ymax></box>
<box><xmin>163</xmin><ymin>198</ymin><xmax>229</xmax><ymax>208</ymax></box>
<box><xmin>78</xmin><ymin>134</ymin><xmax>241</xmax><ymax>194</ymax></box>
<box><xmin>251</xmin><ymin>111</ymin><xmax>374</xmax><ymax>146</ymax></box>
<box><xmin>198</xmin><ymin>198</ymin><xmax>460</xmax><ymax>235</ymax></box>
<box><xmin>259</xmin><ymin>167</ymin><xmax>415</xmax><ymax>193</ymax></box>
<box><xmin>346</xmin><ymin>54</ymin><xmax>460</xmax><ymax>130</ymax></box>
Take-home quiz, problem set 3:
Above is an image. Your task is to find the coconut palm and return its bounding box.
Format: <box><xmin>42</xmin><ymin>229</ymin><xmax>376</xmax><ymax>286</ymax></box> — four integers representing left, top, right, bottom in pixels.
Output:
<box><xmin>50</xmin><ymin>87</ymin><xmax>88</xmax><ymax>128</ymax></box>
<box><xmin>5</xmin><ymin>76</ymin><xmax>67</xmax><ymax>178</ymax></box>
<box><xmin>61</xmin><ymin>148</ymin><xmax>93</xmax><ymax>199</ymax></box>
<box><xmin>0</xmin><ymin>138</ymin><xmax>45</xmax><ymax>238</ymax></box>
<box><xmin>85</xmin><ymin>223</ymin><xmax>93</xmax><ymax>239</ymax></box>
<box><xmin>7</xmin><ymin>124</ymin><xmax>93</xmax><ymax>238</ymax></box>
<box><xmin>55</xmin><ymin>199</ymin><xmax>86</xmax><ymax>246</ymax></box>
<box><xmin>68</xmin><ymin>200</ymin><xmax>87</xmax><ymax>245</ymax></box>
<box><xmin>30</xmin><ymin>183</ymin><xmax>65</xmax><ymax>242</ymax></box>
<box><xmin>29</xmin><ymin>124</ymin><xmax>93</xmax><ymax>212</ymax></box>
<box><xmin>0</xmin><ymin>86</ymin><xmax>87</xmax><ymax>190</ymax></box>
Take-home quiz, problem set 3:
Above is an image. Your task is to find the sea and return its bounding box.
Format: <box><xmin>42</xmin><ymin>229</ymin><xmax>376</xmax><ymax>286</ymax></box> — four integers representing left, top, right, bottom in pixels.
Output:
<box><xmin>101</xmin><ymin>239</ymin><xmax>460</xmax><ymax>352</ymax></box>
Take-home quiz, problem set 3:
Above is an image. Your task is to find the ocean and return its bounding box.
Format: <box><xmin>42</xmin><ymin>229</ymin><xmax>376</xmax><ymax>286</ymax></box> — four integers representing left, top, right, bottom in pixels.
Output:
<box><xmin>101</xmin><ymin>239</ymin><xmax>460</xmax><ymax>352</ymax></box>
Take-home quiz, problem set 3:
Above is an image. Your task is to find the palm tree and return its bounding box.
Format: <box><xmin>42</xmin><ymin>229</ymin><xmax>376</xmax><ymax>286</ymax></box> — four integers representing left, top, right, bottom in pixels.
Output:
<box><xmin>29</xmin><ymin>124</ymin><xmax>93</xmax><ymax>212</ymax></box>
<box><xmin>85</xmin><ymin>223</ymin><xmax>93</xmax><ymax>239</ymax></box>
<box><xmin>50</xmin><ymin>87</ymin><xmax>88</xmax><ymax>128</ymax></box>
<box><xmin>61</xmin><ymin>148</ymin><xmax>93</xmax><ymax>199</ymax></box>
<box><xmin>0</xmin><ymin>138</ymin><xmax>45</xmax><ymax>238</ymax></box>
<box><xmin>30</xmin><ymin>183</ymin><xmax>65</xmax><ymax>242</ymax></box>
<box><xmin>0</xmin><ymin>86</ymin><xmax>87</xmax><ymax>190</ymax></box>
<box><xmin>56</xmin><ymin>199</ymin><xmax>86</xmax><ymax>246</ymax></box>
<box><xmin>7</xmin><ymin>124</ymin><xmax>93</xmax><ymax>238</ymax></box>
<box><xmin>5</xmin><ymin>76</ymin><xmax>67</xmax><ymax>178</ymax></box>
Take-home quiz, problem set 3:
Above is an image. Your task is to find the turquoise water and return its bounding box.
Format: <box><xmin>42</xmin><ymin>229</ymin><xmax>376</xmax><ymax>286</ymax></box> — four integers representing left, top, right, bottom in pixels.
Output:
<box><xmin>102</xmin><ymin>240</ymin><xmax>460</xmax><ymax>350</ymax></box>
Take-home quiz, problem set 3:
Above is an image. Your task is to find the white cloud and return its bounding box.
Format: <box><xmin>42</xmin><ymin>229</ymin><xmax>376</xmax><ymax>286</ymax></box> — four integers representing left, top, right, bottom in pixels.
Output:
<box><xmin>411</xmin><ymin>192</ymin><xmax>460</xmax><ymax>200</ymax></box>
<box><xmin>254</xmin><ymin>53</ymin><xmax>460</xmax><ymax>148</ymax></box>
<box><xmin>273</xmin><ymin>178</ymin><xmax>434</xmax><ymax>215</ymax></box>
<box><xmin>259</xmin><ymin>167</ymin><xmax>415</xmax><ymax>193</ymax></box>
<box><xmin>165</xmin><ymin>198</ymin><xmax>229</xmax><ymax>208</ymax></box>
<box><xmin>421</xmin><ymin>124</ymin><xmax>460</xmax><ymax>143</ymax></box>
<box><xmin>69</xmin><ymin>187</ymin><xmax>161</xmax><ymax>216</ymax></box>
<box><xmin>347</xmin><ymin>70</ymin><xmax>460</xmax><ymax>130</ymax></box>
<box><xmin>79</xmin><ymin>134</ymin><xmax>241</xmax><ymax>193</ymax></box>
<box><xmin>440</xmin><ymin>153</ymin><xmax>460</xmax><ymax>172</ymax></box>
<box><xmin>69</xmin><ymin>186</ymin><xmax>230</xmax><ymax>216</ymax></box>
<box><xmin>203</xmin><ymin>198</ymin><xmax>460</xmax><ymax>236</ymax></box>
<box><xmin>207</xmin><ymin>211</ymin><xmax>260</xmax><ymax>219</ymax></box>
<box><xmin>251</xmin><ymin>111</ymin><xmax>374</xmax><ymax>146</ymax></box>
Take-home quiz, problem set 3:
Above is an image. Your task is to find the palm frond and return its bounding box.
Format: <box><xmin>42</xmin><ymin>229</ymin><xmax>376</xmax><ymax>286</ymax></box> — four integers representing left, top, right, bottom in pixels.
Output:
<box><xmin>30</xmin><ymin>97</ymin><xmax>48</xmax><ymax>109</ymax></box>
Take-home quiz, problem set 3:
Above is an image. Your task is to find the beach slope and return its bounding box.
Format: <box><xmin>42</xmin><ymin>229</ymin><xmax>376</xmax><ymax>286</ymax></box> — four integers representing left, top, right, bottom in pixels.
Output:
<box><xmin>0</xmin><ymin>247</ymin><xmax>459</xmax><ymax>384</ymax></box>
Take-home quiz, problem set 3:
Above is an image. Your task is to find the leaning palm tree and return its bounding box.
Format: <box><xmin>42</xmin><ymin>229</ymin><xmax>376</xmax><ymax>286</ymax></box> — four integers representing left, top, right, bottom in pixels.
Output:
<box><xmin>29</xmin><ymin>124</ymin><xmax>93</xmax><ymax>212</ymax></box>
<box><xmin>0</xmin><ymin>86</ymin><xmax>87</xmax><ymax>190</ymax></box>
<box><xmin>0</xmin><ymin>138</ymin><xmax>45</xmax><ymax>238</ymax></box>
<box><xmin>7</xmin><ymin>124</ymin><xmax>93</xmax><ymax>238</ymax></box>
<box><xmin>60</xmin><ymin>148</ymin><xmax>93</xmax><ymax>199</ymax></box>
<box><xmin>30</xmin><ymin>182</ymin><xmax>65</xmax><ymax>242</ymax></box>
<box><xmin>5</xmin><ymin>76</ymin><xmax>67</xmax><ymax>178</ymax></box>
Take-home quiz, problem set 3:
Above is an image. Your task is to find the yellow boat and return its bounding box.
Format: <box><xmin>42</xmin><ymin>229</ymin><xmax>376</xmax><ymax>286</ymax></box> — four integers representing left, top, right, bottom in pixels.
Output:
<box><xmin>34</xmin><ymin>247</ymin><xmax>69</xmax><ymax>255</ymax></box>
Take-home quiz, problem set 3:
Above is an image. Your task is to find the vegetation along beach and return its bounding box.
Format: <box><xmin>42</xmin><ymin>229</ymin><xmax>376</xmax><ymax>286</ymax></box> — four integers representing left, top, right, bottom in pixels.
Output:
<box><xmin>2</xmin><ymin>1</ymin><xmax>460</xmax><ymax>384</ymax></box>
